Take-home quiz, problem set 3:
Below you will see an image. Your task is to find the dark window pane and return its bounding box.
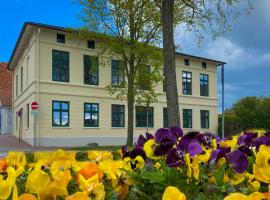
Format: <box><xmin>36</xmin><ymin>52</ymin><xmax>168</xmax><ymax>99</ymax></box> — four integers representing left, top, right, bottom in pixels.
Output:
<box><xmin>111</xmin><ymin>60</ymin><xmax>124</xmax><ymax>86</ymax></box>
<box><xmin>163</xmin><ymin>108</ymin><xmax>168</xmax><ymax>128</ymax></box>
<box><xmin>184</xmin><ymin>59</ymin><xmax>190</xmax><ymax>66</ymax></box>
<box><xmin>183</xmin><ymin>109</ymin><xmax>192</xmax><ymax>128</ymax></box>
<box><xmin>202</xmin><ymin>62</ymin><xmax>207</xmax><ymax>69</ymax></box>
<box><xmin>201</xmin><ymin>110</ymin><xmax>209</xmax><ymax>129</ymax></box>
<box><xmin>200</xmin><ymin>74</ymin><xmax>209</xmax><ymax>96</ymax></box>
<box><xmin>84</xmin><ymin>55</ymin><xmax>99</xmax><ymax>85</ymax></box>
<box><xmin>138</xmin><ymin>65</ymin><xmax>151</xmax><ymax>90</ymax></box>
<box><xmin>87</xmin><ymin>40</ymin><xmax>95</xmax><ymax>49</ymax></box>
<box><xmin>136</xmin><ymin>106</ymin><xmax>154</xmax><ymax>127</ymax></box>
<box><xmin>182</xmin><ymin>71</ymin><xmax>192</xmax><ymax>95</ymax></box>
<box><xmin>57</xmin><ymin>34</ymin><xmax>65</xmax><ymax>43</ymax></box>
<box><xmin>112</xmin><ymin>105</ymin><xmax>125</xmax><ymax>127</ymax></box>
<box><xmin>52</xmin><ymin>50</ymin><xmax>69</xmax><ymax>82</ymax></box>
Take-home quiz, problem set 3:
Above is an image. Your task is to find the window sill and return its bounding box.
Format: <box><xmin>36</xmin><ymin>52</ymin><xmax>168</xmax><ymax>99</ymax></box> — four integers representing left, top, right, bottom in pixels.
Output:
<box><xmin>111</xmin><ymin>127</ymin><xmax>126</xmax><ymax>129</ymax></box>
<box><xmin>83</xmin><ymin>127</ymin><xmax>100</xmax><ymax>129</ymax></box>
<box><xmin>51</xmin><ymin>126</ymin><xmax>72</xmax><ymax>129</ymax></box>
<box><xmin>135</xmin><ymin>127</ymin><xmax>155</xmax><ymax>129</ymax></box>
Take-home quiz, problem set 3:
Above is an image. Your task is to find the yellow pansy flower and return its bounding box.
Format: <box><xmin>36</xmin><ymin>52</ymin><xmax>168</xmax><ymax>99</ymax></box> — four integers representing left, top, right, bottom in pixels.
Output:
<box><xmin>185</xmin><ymin>153</ymin><xmax>200</xmax><ymax>180</ymax></box>
<box><xmin>224</xmin><ymin>193</ymin><xmax>250</xmax><ymax>200</ymax></box>
<box><xmin>123</xmin><ymin>156</ymin><xmax>145</xmax><ymax>171</ymax></box>
<box><xmin>219</xmin><ymin>136</ymin><xmax>238</xmax><ymax>149</ymax></box>
<box><xmin>0</xmin><ymin>167</ymin><xmax>16</xmax><ymax>199</ymax></box>
<box><xmin>162</xmin><ymin>186</ymin><xmax>186</xmax><ymax>200</ymax></box>
<box><xmin>6</xmin><ymin>152</ymin><xmax>26</xmax><ymax>169</ymax></box>
<box><xmin>143</xmin><ymin>139</ymin><xmax>160</xmax><ymax>160</ymax></box>
<box><xmin>98</xmin><ymin>159</ymin><xmax>123</xmax><ymax>180</ymax></box>
<box><xmin>253</xmin><ymin>145</ymin><xmax>270</xmax><ymax>183</ymax></box>
<box><xmin>88</xmin><ymin>151</ymin><xmax>113</xmax><ymax>161</ymax></box>
<box><xmin>66</xmin><ymin>192</ymin><xmax>89</xmax><ymax>200</ymax></box>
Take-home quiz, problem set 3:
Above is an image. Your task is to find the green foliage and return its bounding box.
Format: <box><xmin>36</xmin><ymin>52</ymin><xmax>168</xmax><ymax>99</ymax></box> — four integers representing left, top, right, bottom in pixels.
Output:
<box><xmin>67</xmin><ymin>179</ymin><xmax>80</xmax><ymax>195</ymax></box>
<box><xmin>75</xmin><ymin>151</ymin><xmax>89</xmax><ymax>161</ymax></box>
<box><xmin>218</xmin><ymin>96</ymin><xmax>270</xmax><ymax>136</ymax></box>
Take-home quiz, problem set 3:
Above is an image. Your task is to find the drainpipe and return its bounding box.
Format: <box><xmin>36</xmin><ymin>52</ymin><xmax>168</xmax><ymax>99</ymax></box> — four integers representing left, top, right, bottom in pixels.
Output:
<box><xmin>34</xmin><ymin>28</ymin><xmax>41</xmax><ymax>147</ymax></box>
<box><xmin>221</xmin><ymin>64</ymin><xmax>225</xmax><ymax>139</ymax></box>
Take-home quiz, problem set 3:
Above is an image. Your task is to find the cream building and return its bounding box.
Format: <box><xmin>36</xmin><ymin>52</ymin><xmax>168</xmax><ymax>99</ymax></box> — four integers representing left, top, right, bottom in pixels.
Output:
<box><xmin>8</xmin><ymin>22</ymin><xmax>225</xmax><ymax>147</ymax></box>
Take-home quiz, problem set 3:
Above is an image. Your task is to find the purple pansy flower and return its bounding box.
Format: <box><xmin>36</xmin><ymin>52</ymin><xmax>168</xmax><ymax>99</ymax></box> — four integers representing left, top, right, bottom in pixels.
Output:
<box><xmin>166</xmin><ymin>148</ymin><xmax>185</xmax><ymax>167</ymax></box>
<box><xmin>226</xmin><ymin>149</ymin><xmax>248</xmax><ymax>174</ymax></box>
<box><xmin>177</xmin><ymin>131</ymin><xmax>200</xmax><ymax>152</ymax></box>
<box><xmin>188</xmin><ymin>142</ymin><xmax>203</xmax><ymax>157</ymax></box>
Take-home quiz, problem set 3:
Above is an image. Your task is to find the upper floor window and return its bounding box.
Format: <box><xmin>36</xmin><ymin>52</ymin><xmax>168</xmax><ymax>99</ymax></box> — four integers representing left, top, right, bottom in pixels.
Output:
<box><xmin>182</xmin><ymin>71</ymin><xmax>192</xmax><ymax>95</ymax></box>
<box><xmin>20</xmin><ymin>67</ymin><xmax>23</xmax><ymax>92</ymax></box>
<box><xmin>84</xmin><ymin>103</ymin><xmax>99</xmax><ymax>127</ymax></box>
<box><xmin>136</xmin><ymin>106</ymin><xmax>154</xmax><ymax>128</ymax></box>
<box><xmin>112</xmin><ymin>104</ymin><xmax>125</xmax><ymax>127</ymax></box>
<box><xmin>163</xmin><ymin>107</ymin><xmax>168</xmax><ymax>128</ymax></box>
<box><xmin>183</xmin><ymin>109</ymin><xmax>192</xmax><ymax>128</ymax></box>
<box><xmin>16</xmin><ymin>74</ymin><xmax>18</xmax><ymax>97</ymax></box>
<box><xmin>184</xmin><ymin>59</ymin><xmax>190</xmax><ymax>66</ymax></box>
<box><xmin>52</xmin><ymin>101</ymin><xmax>69</xmax><ymax>127</ymax></box>
<box><xmin>202</xmin><ymin>62</ymin><xmax>207</xmax><ymax>69</ymax></box>
<box><xmin>111</xmin><ymin>60</ymin><xmax>124</xmax><ymax>86</ymax></box>
<box><xmin>201</xmin><ymin>110</ymin><xmax>209</xmax><ymax>129</ymax></box>
<box><xmin>57</xmin><ymin>34</ymin><xmax>65</xmax><ymax>44</ymax></box>
<box><xmin>138</xmin><ymin>65</ymin><xmax>150</xmax><ymax>90</ymax></box>
<box><xmin>200</xmin><ymin>74</ymin><xmax>209</xmax><ymax>96</ymax></box>
<box><xmin>84</xmin><ymin>55</ymin><xmax>99</xmax><ymax>85</ymax></box>
<box><xmin>52</xmin><ymin>50</ymin><xmax>69</xmax><ymax>82</ymax></box>
<box><xmin>87</xmin><ymin>40</ymin><xmax>95</xmax><ymax>49</ymax></box>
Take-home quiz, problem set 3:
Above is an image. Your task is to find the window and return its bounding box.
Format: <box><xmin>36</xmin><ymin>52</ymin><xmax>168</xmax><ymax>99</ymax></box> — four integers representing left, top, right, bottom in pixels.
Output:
<box><xmin>84</xmin><ymin>55</ymin><xmax>99</xmax><ymax>85</ymax></box>
<box><xmin>16</xmin><ymin>74</ymin><xmax>18</xmax><ymax>97</ymax></box>
<box><xmin>27</xmin><ymin>103</ymin><xmax>29</xmax><ymax>128</ymax></box>
<box><xmin>138</xmin><ymin>65</ymin><xmax>150</xmax><ymax>90</ymax></box>
<box><xmin>52</xmin><ymin>50</ymin><xmax>69</xmax><ymax>82</ymax></box>
<box><xmin>201</xmin><ymin>110</ymin><xmax>209</xmax><ymax>129</ymax></box>
<box><xmin>184</xmin><ymin>59</ymin><xmax>190</xmax><ymax>66</ymax></box>
<box><xmin>87</xmin><ymin>40</ymin><xmax>95</xmax><ymax>49</ymax></box>
<box><xmin>20</xmin><ymin>67</ymin><xmax>23</xmax><ymax>92</ymax></box>
<box><xmin>183</xmin><ymin>109</ymin><xmax>192</xmax><ymax>128</ymax></box>
<box><xmin>163</xmin><ymin>107</ymin><xmax>168</xmax><ymax>128</ymax></box>
<box><xmin>26</xmin><ymin>56</ymin><xmax>29</xmax><ymax>86</ymax></box>
<box><xmin>52</xmin><ymin>101</ymin><xmax>69</xmax><ymax>127</ymax></box>
<box><xmin>84</xmin><ymin>103</ymin><xmax>99</xmax><ymax>127</ymax></box>
<box><xmin>112</xmin><ymin>105</ymin><xmax>125</xmax><ymax>127</ymax></box>
<box><xmin>57</xmin><ymin>34</ymin><xmax>65</xmax><ymax>43</ymax></box>
<box><xmin>182</xmin><ymin>71</ymin><xmax>192</xmax><ymax>95</ymax></box>
<box><xmin>111</xmin><ymin>60</ymin><xmax>124</xmax><ymax>86</ymax></box>
<box><xmin>136</xmin><ymin>106</ymin><xmax>154</xmax><ymax>127</ymax></box>
<box><xmin>202</xmin><ymin>62</ymin><xmax>207</xmax><ymax>69</ymax></box>
<box><xmin>200</xmin><ymin>74</ymin><xmax>209</xmax><ymax>96</ymax></box>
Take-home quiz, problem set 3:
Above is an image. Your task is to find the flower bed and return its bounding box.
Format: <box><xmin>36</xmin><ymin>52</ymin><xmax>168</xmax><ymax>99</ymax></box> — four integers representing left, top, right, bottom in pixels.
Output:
<box><xmin>0</xmin><ymin>128</ymin><xmax>270</xmax><ymax>200</ymax></box>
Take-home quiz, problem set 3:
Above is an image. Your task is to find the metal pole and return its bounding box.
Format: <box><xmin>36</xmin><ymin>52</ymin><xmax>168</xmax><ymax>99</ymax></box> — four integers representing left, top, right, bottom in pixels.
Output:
<box><xmin>221</xmin><ymin>64</ymin><xmax>225</xmax><ymax>139</ymax></box>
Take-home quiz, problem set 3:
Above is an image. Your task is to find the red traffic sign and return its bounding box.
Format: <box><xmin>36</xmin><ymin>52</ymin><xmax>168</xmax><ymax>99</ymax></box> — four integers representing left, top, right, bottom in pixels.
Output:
<box><xmin>31</xmin><ymin>101</ymin><xmax>39</xmax><ymax>110</ymax></box>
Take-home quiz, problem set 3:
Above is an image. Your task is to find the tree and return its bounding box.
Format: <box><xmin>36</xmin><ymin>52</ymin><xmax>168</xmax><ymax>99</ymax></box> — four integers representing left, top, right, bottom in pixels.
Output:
<box><xmin>231</xmin><ymin>96</ymin><xmax>260</xmax><ymax>130</ymax></box>
<box><xmin>77</xmin><ymin>0</ymin><xmax>163</xmax><ymax>146</ymax></box>
<box><xmin>156</xmin><ymin>0</ymin><xmax>253</xmax><ymax>127</ymax></box>
<box><xmin>257</xmin><ymin>97</ymin><xmax>270</xmax><ymax>132</ymax></box>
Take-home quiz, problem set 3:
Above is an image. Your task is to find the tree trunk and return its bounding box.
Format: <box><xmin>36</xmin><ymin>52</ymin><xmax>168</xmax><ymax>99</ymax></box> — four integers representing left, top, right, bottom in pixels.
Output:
<box><xmin>162</xmin><ymin>0</ymin><xmax>181</xmax><ymax>127</ymax></box>
<box><xmin>126</xmin><ymin>75</ymin><xmax>135</xmax><ymax>146</ymax></box>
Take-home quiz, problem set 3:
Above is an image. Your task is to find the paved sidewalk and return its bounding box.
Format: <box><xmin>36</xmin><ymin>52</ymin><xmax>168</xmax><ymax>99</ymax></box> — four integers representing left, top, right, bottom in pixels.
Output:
<box><xmin>0</xmin><ymin>135</ymin><xmax>57</xmax><ymax>157</ymax></box>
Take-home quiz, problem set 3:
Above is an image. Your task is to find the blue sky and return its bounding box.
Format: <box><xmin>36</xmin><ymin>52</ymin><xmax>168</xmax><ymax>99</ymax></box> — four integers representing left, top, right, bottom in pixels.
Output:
<box><xmin>0</xmin><ymin>0</ymin><xmax>269</xmax><ymax>111</ymax></box>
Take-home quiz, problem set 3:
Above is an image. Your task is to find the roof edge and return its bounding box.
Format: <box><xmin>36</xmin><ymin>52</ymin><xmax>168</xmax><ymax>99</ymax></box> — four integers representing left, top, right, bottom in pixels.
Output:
<box><xmin>8</xmin><ymin>22</ymin><xmax>226</xmax><ymax>69</ymax></box>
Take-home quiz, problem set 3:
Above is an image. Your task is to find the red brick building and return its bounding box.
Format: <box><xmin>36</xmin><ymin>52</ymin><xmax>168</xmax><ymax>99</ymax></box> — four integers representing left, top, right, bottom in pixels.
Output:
<box><xmin>0</xmin><ymin>62</ymin><xmax>13</xmax><ymax>134</ymax></box>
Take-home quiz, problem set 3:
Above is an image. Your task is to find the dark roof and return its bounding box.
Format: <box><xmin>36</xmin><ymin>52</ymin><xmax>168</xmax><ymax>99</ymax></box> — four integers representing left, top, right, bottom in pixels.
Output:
<box><xmin>8</xmin><ymin>22</ymin><xmax>226</xmax><ymax>69</ymax></box>
<box><xmin>0</xmin><ymin>62</ymin><xmax>12</xmax><ymax>106</ymax></box>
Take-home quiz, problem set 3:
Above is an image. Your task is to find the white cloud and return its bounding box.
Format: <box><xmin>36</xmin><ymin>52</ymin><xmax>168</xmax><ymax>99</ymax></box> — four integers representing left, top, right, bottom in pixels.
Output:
<box><xmin>205</xmin><ymin>37</ymin><xmax>270</xmax><ymax>70</ymax></box>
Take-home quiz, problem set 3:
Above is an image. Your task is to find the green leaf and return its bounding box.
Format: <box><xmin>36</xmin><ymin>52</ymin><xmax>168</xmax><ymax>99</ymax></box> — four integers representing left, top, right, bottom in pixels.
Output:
<box><xmin>214</xmin><ymin>164</ymin><xmax>227</xmax><ymax>186</ymax></box>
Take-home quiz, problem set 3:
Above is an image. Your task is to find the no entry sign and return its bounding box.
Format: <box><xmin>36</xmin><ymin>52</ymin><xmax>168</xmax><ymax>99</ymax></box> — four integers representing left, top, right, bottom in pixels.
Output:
<box><xmin>31</xmin><ymin>101</ymin><xmax>39</xmax><ymax>110</ymax></box>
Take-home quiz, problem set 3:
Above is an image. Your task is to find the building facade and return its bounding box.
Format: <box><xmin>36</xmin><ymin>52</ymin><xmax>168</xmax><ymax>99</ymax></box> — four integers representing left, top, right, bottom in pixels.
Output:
<box><xmin>8</xmin><ymin>22</ymin><xmax>225</xmax><ymax>147</ymax></box>
<box><xmin>0</xmin><ymin>62</ymin><xmax>13</xmax><ymax>135</ymax></box>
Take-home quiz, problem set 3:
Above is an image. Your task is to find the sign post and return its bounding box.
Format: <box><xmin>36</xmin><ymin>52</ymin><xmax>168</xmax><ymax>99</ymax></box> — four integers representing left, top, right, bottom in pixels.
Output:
<box><xmin>31</xmin><ymin>101</ymin><xmax>39</xmax><ymax>147</ymax></box>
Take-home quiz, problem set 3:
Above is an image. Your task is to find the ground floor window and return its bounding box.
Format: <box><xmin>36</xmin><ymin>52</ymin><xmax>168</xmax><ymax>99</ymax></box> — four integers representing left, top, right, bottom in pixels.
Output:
<box><xmin>201</xmin><ymin>110</ymin><xmax>209</xmax><ymax>129</ymax></box>
<box><xmin>136</xmin><ymin>106</ymin><xmax>154</xmax><ymax>128</ymax></box>
<box><xmin>84</xmin><ymin>103</ymin><xmax>99</xmax><ymax>127</ymax></box>
<box><xmin>112</xmin><ymin>104</ymin><xmax>125</xmax><ymax>127</ymax></box>
<box><xmin>52</xmin><ymin>101</ymin><xmax>69</xmax><ymax>127</ymax></box>
<box><xmin>183</xmin><ymin>109</ymin><xmax>192</xmax><ymax>128</ymax></box>
<box><xmin>163</xmin><ymin>107</ymin><xmax>168</xmax><ymax>128</ymax></box>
